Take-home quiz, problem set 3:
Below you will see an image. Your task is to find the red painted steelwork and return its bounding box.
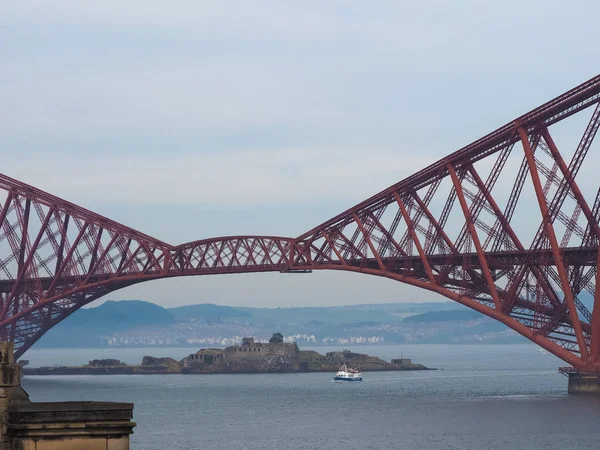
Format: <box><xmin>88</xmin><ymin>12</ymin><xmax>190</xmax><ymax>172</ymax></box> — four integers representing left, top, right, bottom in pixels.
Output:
<box><xmin>1</xmin><ymin>75</ymin><xmax>600</xmax><ymax>368</ymax></box>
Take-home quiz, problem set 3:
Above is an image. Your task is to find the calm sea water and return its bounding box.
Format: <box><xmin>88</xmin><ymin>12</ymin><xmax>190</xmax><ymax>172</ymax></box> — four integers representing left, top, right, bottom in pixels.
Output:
<box><xmin>21</xmin><ymin>345</ymin><xmax>600</xmax><ymax>450</ymax></box>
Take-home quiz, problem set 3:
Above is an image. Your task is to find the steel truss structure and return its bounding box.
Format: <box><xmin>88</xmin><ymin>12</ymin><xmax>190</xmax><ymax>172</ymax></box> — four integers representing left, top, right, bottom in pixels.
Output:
<box><xmin>2</xmin><ymin>75</ymin><xmax>600</xmax><ymax>368</ymax></box>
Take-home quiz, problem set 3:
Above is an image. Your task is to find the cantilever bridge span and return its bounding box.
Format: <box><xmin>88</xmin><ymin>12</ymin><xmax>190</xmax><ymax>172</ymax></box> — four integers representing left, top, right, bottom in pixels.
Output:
<box><xmin>2</xmin><ymin>75</ymin><xmax>600</xmax><ymax>375</ymax></box>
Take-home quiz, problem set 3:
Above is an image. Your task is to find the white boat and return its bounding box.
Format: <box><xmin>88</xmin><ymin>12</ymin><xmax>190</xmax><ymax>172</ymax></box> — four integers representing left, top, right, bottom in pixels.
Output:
<box><xmin>334</xmin><ymin>364</ymin><xmax>363</xmax><ymax>381</ymax></box>
<box><xmin>539</xmin><ymin>348</ymin><xmax>548</xmax><ymax>355</ymax></box>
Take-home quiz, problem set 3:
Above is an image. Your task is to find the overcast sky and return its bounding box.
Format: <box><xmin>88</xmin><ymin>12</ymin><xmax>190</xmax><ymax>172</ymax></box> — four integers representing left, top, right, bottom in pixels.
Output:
<box><xmin>1</xmin><ymin>1</ymin><xmax>599</xmax><ymax>308</ymax></box>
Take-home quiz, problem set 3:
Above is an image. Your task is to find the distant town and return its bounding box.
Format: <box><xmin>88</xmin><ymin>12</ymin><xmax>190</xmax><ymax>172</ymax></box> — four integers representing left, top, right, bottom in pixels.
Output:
<box><xmin>35</xmin><ymin>300</ymin><xmax>527</xmax><ymax>349</ymax></box>
<box><xmin>105</xmin><ymin>332</ymin><xmax>386</xmax><ymax>348</ymax></box>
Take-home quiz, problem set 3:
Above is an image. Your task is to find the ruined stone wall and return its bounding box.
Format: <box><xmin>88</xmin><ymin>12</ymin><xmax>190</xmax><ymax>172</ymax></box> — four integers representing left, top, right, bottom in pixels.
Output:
<box><xmin>225</xmin><ymin>344</ymin><xmax>268</xmax><ymax>359</ymax></box>
<box><xmin>187</xmin><ymin>350</ymin><xmax>224</xmax><ymax>363</ymax></box>
<box><xmin>225</xmin><ymin>343</ymin><xmax>297</xmax><ymax>360</ymax></box>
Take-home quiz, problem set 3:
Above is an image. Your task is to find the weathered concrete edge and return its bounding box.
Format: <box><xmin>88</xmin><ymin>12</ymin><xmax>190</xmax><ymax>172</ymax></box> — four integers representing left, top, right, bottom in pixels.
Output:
<box><xmin>567</xmin><ymin>372</ymin><xmax>600</xmax><ymax>394</ymax></box>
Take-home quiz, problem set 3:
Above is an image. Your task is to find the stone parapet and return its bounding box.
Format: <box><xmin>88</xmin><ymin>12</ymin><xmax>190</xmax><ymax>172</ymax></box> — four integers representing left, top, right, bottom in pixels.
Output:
<box><xmin>0</xmin><ymin>341</ymin><xmax>136</xmax><ymax>449</ymax></box>
<box><xmin>7</xmin><ymin>401</ymin><xmax>135</xmax><ymax>450</ymax></box>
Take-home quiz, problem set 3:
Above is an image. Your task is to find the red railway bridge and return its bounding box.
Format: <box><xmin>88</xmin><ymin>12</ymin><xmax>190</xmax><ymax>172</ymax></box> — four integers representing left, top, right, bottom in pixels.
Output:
<box><xmin>2</xmin><ymin>75</ymin><xmax>600</xmax><ymax>386</ymax></box>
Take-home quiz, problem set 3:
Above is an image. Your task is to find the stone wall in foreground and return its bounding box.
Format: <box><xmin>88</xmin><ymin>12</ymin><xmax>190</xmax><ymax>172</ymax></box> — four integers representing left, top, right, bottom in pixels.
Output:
<box><xmin>0</xmin><ymin>342</ymin><xmax>136</xmax><ymax>450</ymax></box>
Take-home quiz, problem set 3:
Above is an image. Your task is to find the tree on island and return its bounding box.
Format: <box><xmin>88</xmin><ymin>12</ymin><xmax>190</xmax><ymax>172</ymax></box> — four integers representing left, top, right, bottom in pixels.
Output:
<box><xmin>269</xmin><ymin>332</ymin><xmax>284</xmax><ymax>344</ymax></box>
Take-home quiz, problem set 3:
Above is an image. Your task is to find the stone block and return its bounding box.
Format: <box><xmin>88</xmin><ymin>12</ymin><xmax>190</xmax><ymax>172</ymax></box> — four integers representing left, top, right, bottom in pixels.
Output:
<box><xmin>10</xmin><ymin>440</ymin><xmax>37</xmax><ymax>450</ymax></box>
<box><xmin>108</xmin><ymin>437</ymin><xmax>131</xmax><ymax>450</ymax></box>
<box><xmin>35</xmin><ymin>438</ymin><xmax>107</xmax><ymax>450</ymax></box>
<box><xmin>0</xmin><ymin>366</ymin><xmax>19</xmax><ymax>388</ymax></box>
<box><xmin>8</xmin><ymin>440</ymin><xmax>35</xmax><ymax>450</ymax></box>
<box><xmin>0</xmin><ymin>344</ymin><xmax>13</xmax><ymax>365</ymax></box>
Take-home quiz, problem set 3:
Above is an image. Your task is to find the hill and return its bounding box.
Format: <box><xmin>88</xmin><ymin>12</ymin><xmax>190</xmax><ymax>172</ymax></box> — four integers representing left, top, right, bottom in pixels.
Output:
<box><xmin>403</xmin><ymin>309</ymin><xmax>482</xmax><ymax>323</ymax></box>
<box><xmin>71</xmin><ymin>300</ymin><xmax>175</xmax><ymax>329</ymax></box>
<box><xmin>35</xmin><ymin>300</ymin><xmax>175</xmax><ymax>348</ymax></box>
<box><xmin>169</xmin><ymin>304</ymin><xmax>250</xmax><ymax>321</ymax></box>
<box><xmin>234</xmin><ymin>302</ymin><xmax>463</xmax><ymax>327</ymax></box>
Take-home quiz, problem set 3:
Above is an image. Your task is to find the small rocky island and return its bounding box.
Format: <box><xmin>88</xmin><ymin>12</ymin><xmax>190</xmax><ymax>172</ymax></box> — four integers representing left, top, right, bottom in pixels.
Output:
<box><xmin>23</xmin><ymin>335</ymin><xmax>433</xmax><ymax>376</ymax></box>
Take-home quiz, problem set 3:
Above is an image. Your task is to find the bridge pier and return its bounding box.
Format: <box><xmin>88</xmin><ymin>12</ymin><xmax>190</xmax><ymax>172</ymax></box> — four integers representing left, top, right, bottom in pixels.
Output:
<box><xmin>567</xmin><ymin>372</ymin><xmax>600</xmax><ymax>394</ymax></box>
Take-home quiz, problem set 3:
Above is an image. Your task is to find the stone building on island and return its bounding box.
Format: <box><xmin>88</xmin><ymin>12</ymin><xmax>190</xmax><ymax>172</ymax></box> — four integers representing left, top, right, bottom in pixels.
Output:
<box><xmin>186</xmin><ymin>337</ymin><xmax>298</xmax><ymax>366</ymax></box>
<box><xmin>180</xmin><ymin>336</ymin><xmax>429</xmax><ymax>374</ymax></box>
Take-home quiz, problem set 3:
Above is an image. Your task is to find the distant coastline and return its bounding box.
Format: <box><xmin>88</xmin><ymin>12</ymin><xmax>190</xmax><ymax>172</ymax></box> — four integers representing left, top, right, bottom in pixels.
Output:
<box><xmin>34</xmin><ymin>300</ymin><xmax>531</xmax><ymax>350</ymax></box>
<box><xmin>23</xmin><ymin>337</ymin><xmax>434</xmax><ymax>376</ymax></box>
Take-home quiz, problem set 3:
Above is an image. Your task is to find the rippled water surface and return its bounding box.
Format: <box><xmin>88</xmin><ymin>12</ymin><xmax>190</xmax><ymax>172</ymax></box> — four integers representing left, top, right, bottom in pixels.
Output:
<box><xmin>22</xmin><ymin>345</ymin><xmax>600</xmax><ymax>450</ymax></box>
